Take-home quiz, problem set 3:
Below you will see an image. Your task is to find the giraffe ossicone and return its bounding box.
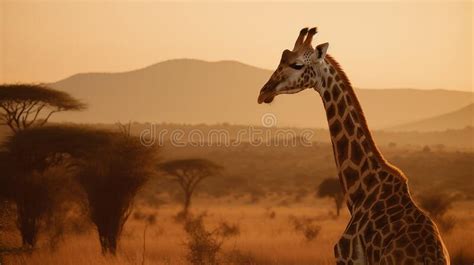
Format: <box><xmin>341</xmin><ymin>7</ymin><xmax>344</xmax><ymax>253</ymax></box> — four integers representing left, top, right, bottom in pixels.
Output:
<box><xmin>258</xmin><ymin>27</ymin><xmax>450</xmax><ymax>265</ymax></box>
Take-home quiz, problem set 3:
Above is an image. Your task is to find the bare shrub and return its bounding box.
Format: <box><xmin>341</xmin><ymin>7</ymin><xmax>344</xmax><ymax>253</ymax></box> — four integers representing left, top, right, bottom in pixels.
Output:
<box><xmin>218</xmin><ymin>221</ymin><xmax>240</xmax><ymax>238</ymax></box>
<box><xmin>140</xmin><ymin>212</ymin><xmax>157</xmax><ymax>265</ymax></box>
<box><xmin>277</xmin><ymin>198</ymin><xmax>291</xmax><ymax>207</ymax></box>
<box><xmin>293</xmin><ymin>187</ymin><xmax>309</xmax><ymax>203</ymax></box>
<box><xmin>133</xmin><ymin>209</ymin><xmax>146</xmax><ymax>221</ymax></box>
<box><xmin>450</xmin><ymin>249</ymin><xmax>474</xmax><ymax>265</ymax></box>
<box><xmin>417</xmin><ymin>192</ymin><xmax>457</xmax><ymax>234</ymax></box>
<box><xmin>133</xmin><ymin>209</ymin><xmax>157</xmax><ymax>223</ymax></box>
<box><xmin>264</xmin><ymin>208</ymin><xmax>276</xmax><ymax>219</ymax></box>
<box><xmin>246</xmin><ymin>187</ymin><xmax>266</xmax><ymax>205</ymax></box>
<box><xmin>224</xmin><ymin>249</ymin><xmax>257</xmax><ymax>265</ymax></box>
<box><xmin>288</xmin><ymin>215</ymin><xmax>321</xmax><ymax>242</ymax></box>
<box><xmin>185</xmin><ymin>214</ymin><xmax>222</xmax><ymax>265</ymax></box>
<box><xmin>437</xmin><ymin>215</ymin><xmax>456</xmax><ymax>234</ymax></box>
<box><xmin>418</xmin><ymin>193</ymin><xmax>454</xmax><ymax>220</ymax></box>
<box><xmin>184</xmin><ymin>214</ymin><xmax>239</xmax><ymax>265</ymax></box>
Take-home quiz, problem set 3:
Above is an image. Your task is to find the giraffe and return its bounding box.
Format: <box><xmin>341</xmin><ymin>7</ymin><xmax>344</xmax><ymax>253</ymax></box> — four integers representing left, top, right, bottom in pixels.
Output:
<box><xmin>257</xmin><ymin>27</ymin><xmax>450</xmax><ymax>265</ymax></box>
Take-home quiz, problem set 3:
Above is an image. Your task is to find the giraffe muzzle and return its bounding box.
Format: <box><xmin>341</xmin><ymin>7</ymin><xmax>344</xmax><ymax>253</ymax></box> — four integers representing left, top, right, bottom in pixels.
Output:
<box><xmin>258</xmin><ymin>80</ymin><xmax>277</xmax><ymax>104</ymax></box>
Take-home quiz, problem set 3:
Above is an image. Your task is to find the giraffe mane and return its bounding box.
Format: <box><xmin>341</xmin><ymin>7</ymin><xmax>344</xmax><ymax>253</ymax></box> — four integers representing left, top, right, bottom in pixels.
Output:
<box><xmin>324</xmin><ymin>54</ymin><xmax>408</xmax><ymax>181</ymax></box>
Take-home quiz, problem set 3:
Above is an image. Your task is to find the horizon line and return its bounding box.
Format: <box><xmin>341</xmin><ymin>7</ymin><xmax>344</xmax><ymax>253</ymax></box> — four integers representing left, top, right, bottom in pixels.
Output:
<box><xmin>2</xmin><ymin>57</ymin><xmax>472</xmax><ymax>93</ymax></box>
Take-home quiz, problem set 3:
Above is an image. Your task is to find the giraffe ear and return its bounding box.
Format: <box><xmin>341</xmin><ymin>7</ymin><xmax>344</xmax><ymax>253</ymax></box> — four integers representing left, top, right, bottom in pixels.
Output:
<box><xmin>313</xmin><ymin>42</ymin><xmax>329</xmax><ymax>61</ymax></box>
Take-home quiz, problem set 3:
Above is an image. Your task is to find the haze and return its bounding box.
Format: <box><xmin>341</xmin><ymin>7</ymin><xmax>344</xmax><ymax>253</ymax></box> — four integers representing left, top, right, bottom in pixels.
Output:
<box><xmin>1</xmin><ymin>1</ymin><xmax>472</xmax><ymax>92</ymax></box>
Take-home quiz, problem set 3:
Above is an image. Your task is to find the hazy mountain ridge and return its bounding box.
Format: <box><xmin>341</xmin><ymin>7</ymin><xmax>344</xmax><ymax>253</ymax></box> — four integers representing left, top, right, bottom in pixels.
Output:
<box><xmin>390</xmin><ymin>103</ymin><xmax>473</xmax><ymax>132</ymax></box>
<box><xmin>50</xmin><ymin>59</ymin><xmax>473</xmax><ymax>129</ymax></box>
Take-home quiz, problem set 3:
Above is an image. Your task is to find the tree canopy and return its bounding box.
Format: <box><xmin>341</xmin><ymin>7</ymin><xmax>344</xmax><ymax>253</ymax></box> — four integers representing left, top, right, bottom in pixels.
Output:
<box><xmin>317</xmin><ymin>178</ymin><xmax>342</xmax><ymax>198</ymax></box>
<box><xmin>158</xmin><ymin>159</ymin><xmax>222</xmax><ymax>218</ymax></box>
<box><xmin>0</xmin><ymin>84</ymin><xmax>85</xmax><ymax>132</ymax></box>
<box><xmin>317</xmin><ymin>177</ymin><xmax>344</xmax><ymax>217</ymax></box>
<box><xmin>2</xmin><ymin>124</ymin><xmax>159</xmax><ymax>251</ymax></box>
<box><xmin>76</xmin><ymin>132</ymin><xmax>158</xmax><ymax>254</ymax></box>
<box><xmin>159</xmin><ymin>159</ymin><xmax>222</xmax><ymax>180</ymax></box>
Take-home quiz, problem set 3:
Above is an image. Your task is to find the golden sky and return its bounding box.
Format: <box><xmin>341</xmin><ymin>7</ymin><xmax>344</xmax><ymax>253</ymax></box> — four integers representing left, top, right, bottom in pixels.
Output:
<box><xmin>1</xmin><ymin>1</ymin><xmax>472</xmax><ymax>91</ymax></box>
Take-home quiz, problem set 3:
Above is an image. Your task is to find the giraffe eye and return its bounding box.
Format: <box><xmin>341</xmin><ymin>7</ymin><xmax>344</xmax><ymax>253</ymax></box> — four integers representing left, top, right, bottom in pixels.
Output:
<box><xmin>289</xmin><ymin>63</ymin><xmax>304</xmax><ymax>70</ymax></box>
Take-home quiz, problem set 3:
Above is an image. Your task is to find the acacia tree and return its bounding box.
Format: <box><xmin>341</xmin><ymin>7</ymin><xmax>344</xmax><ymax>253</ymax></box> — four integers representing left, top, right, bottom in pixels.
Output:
<box><xmin>77</xmin><ymin>133</ymin><xmax>158</xmax><ymax>255</ymax></box>
<box><xmin>0</xmin><ymin>84</ymin><xmax>85</xmax><ymax>132</ymax></box>
<box><xmin>0</xmin><ymin>84</ymin><xmax>85</xmax><ymax>246</ymax></box>
<box><xmin>3</xmin><ymin>126</ymin><xmax>112</xmax><ymax>248</ymax></box>
<box><xmin>158</xmin><ymin>159</ymin><xmax>222</xmax><ymax>218</ymax></box>
<box><xmin>4</xmin><ymin>126</ymin><xmax>158</xmax><ymax>252</ymax></box>
<box><xmin>317</xmin><ymin>178</ymin><xmax>344</xmax><ymax>217</ymax></box>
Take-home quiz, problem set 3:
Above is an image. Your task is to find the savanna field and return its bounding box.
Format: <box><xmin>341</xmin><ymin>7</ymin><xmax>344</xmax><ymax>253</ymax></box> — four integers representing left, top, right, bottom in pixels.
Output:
<box><xmin>1</xmin><ymin>138</ymin><xmax>473</xmax><ymax>265</ymax></box>
<box><xmin>2</xmin><ymin>1</ymin><xmax>473</xmax><ymax>265</ymax></box>
<box><xmin>1</xmin><ymin>200</ymin><xmax>474</xmax><ymax>265</ymax></box>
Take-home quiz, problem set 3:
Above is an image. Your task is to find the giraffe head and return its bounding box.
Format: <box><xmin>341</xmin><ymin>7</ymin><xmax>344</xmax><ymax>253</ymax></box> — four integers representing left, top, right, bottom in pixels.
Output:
<box><xmin>258</xmin><ymin>27</ymin><xmax>329</xmax><ymax>104</ymax></box>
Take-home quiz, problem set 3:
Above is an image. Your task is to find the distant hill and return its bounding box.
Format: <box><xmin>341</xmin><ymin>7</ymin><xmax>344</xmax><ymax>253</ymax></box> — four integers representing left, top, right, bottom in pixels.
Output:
<box><xmin>390</xmin><ymin>103</ymin><xmax>473</xmax><ymax>132</ymax></box>
<box><xmin>50</xmin><ymin>59</ymin><xmax>473</xmax><ymax>129</ymax></box>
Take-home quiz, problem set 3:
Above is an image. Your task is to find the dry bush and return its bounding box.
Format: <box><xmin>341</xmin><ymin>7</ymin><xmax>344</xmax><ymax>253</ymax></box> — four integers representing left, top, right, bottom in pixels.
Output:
<box><xmin>417</xmin><ymin>192</ymin><xmax>457</xmax><ymax>234</ymax></box>
<box><xmin>437</xmin><ymin>215</ymin><xmax>456</xmax><ymax>234</ymax></box>
<box><xmin>247</xmin><ymin>187</ymin><xmax>266</xmax><ymax>204</ymax></box>
<box><xmin>184</xmin><ymin>213</ymin><xmax>239</xmax><ymax>265</ymax></box>
<box><xmin>133</xmin><ymin>209</ymin><xmax>157</xmax><ymax>227</ymax></box>
<box><xmin>184</xmin><ymin>214</ymin><xmax>222</xmax><ymax>265</ymax></box>
<box><xmin>137</xmin><ymin>211</ymin><xmax>157</xmax><ymax>265</ymax></box>
<box><xmin>450</xmin><ymin>249</ymin><xmax>474</xmax><ymax>265</ymax></box>
<box><xmin>293</xmin><ymin>188</ymin><xmax>309</xmax><ymax>203</ymax></box>
<box><xmin>223</xmin><ymin>249</ymin><xmax>257</xmax><ymax>265</ymax></box>
<box><xmin>218</xmin><ymin>221</ymin><xmax>240</xmax><ymax>238</ymax></box>
<box><xmin>288</xmin><ymin>215</ymin><xmax>321</xmax><ymax>242</ymax></box>
<box><xmin>133</xmin><ymin>209</ymin><xmax>146</xmax><ymax>221</ymax></box>
<box><xmin>264</xmin><ymin>208</ymin><xmax>276</xmax><ymax>219</ymax></box>
<box><xmin>418</xmin><ymin>193</ymin><xmax>454</xmax><ymax>219</ymax></box>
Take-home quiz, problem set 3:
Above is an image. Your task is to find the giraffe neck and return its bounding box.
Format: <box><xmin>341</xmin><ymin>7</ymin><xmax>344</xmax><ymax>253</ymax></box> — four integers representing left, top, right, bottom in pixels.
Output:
<box><xmin>316</xmin><ymin>55</ymin><xmax>394</xmax><ymax>213</ymax></box>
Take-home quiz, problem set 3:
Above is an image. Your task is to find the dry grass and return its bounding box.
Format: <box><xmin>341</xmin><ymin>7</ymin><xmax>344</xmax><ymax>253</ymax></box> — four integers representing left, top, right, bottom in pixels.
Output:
<box><xmin>1</xmin><ymin>198</ymin><xmax>473</xmax><ymax>265</ymax></box>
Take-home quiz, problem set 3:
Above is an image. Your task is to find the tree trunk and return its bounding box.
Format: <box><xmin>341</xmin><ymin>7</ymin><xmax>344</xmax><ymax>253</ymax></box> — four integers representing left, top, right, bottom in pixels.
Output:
<box><xmin>17</xmin><ymin>204</ymin><xmax>39</xmax><ymax>248</ymax></box>
<box><xmin>182</xmin><ymin>192</ymin><xmax>192</xmax><ymax>218</ymax></box>
<box><xmin>19</xmin><ymin>217</ymin><xmax>38</xmax><ymax>248</ymax></box>
<box><xmin>141</xmin><ymin>224</ymin><xmax>148</xmax><ymax>265</ymax></box>
<box><xmin>99</xmin><ymin>233</ymin><xmax>117</xmax><ymax>255</ymax></box>
<box><xmin>334</xmin><ymin>196</ymin><xmax>341</xmax><ymax>217</ymax></box>
<box><xmin>98</xmin><ymin>225</ymin><xmax>118</xmax><ymax>255</ymax></box>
